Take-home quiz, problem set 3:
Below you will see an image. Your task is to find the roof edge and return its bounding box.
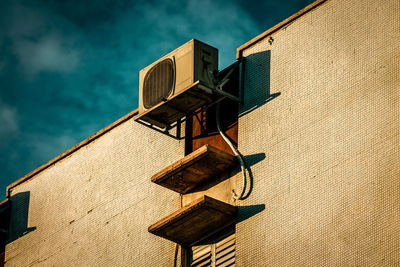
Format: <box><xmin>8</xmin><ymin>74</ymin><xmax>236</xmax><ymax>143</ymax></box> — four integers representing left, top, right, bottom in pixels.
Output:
<box><xmin>6</xmin><ymin>109</ymin><xmax>139</xmax><ymax>197</ymax></box>
<box><xmin>0</xmin><ymin>198</ymin><xmax>9</xmax><ymax>207</ymax></box>
<box><xmin>236</xmin><ymin>0</ymin><xmax>328</xmax><ymax>59</ymax></box>
<box><xmin>5</xmin><ymin>0</ymin><xmax>328</xmax><ymax>197</ymax></box>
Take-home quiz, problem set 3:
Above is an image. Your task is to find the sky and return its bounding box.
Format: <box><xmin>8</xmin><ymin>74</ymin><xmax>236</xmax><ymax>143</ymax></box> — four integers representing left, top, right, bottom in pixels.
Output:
<box><xmin>0</xmin><ymin>0</ymin><xmax>314</xmax><ymax>199</ymax></box>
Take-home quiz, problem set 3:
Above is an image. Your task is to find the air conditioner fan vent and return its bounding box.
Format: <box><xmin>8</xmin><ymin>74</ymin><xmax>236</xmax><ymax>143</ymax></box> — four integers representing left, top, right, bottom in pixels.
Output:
<box><xmin>143</xmin><ymin>58</ymin><xmax>174</xmax><ymax>109</ymax></box>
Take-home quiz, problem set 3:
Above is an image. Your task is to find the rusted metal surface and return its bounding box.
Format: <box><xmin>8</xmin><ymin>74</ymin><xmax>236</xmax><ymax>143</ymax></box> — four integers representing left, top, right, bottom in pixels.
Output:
<box><xmin>236</xmin><ymin>0</ymin><xmax>328</xmax><ymax>59</ymax></box>
<box><xmin>187</xmin><ymin>63</ymin><xmax>239</xmax><ymax>156</ymax></box>
<box><xmin>151</xmin><ymin>145</ymin><xmax>237</xmax><ymax>194</ymax></box>
<box><xmin>191</xmin><ymin>106</ymin><xmax>238</xmax><ymax>156</ymax></box>
<box><xmin>6</xmin><ymin>109</ymin><xmax>140</xmax><ymax>197</ymax></box>
<box><xmin>148</xmin><ymin>195</ymin><xmax>237</xmax><ymax>246</ymax></box>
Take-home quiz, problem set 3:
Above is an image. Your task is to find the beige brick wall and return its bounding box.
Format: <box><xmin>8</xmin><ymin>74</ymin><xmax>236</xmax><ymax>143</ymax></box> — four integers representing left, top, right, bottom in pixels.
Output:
<box><xmin>5</xmin><ymin>118</ymin><xmax>184</xmax><ymax>266</ymax></box>
<box><xmin>5</xmin><ymin>0</ymin><xmax>400</xmax><ymax>266</ymax></box>
<box><xmin>237</xmin><ymin>0</ymin><xmax>400</xmax><ymax>265</ymax></box>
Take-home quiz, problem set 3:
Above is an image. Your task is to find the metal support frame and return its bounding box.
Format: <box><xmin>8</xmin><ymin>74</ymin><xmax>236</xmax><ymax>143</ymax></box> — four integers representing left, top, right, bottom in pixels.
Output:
<box><xmin>135</xmin><ymin>59</ymin><xmax>243</xmax><ymax>140</ymax></box>
<box><xmin>215</xmin><ymin>60</ymin><xmax>243</xmax><ymax>104</ymax></box>
<box><xmin>238</xmin><ymin>57</ymin><xmax>245</xmax><ymax>108</ymax></box>
<box><xmin>215</xmin><ymin>87</ymin><xmax>241</xmax><ymax>103</ymax></box>
<box><xmin>136</xmin><ymin>117</ymin><xmax>185</xmax><ymax>140</ymax></box>
<box><xmin>193</xmin><ymin>106</ymin><xmax>206</xmax><ymax>135</ymax></box>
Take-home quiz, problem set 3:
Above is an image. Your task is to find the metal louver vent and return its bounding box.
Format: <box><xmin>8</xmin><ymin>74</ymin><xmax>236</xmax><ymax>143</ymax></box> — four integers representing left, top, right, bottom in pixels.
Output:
<box><xmin>143</xmin><ymin>58</ymin><xmax>175</xmax><ymax>109</ymax></box>
<box><xmin>192</xmin><ymin>245</ymin><xmax>212</xmax><ymax>267</ymax></box>
<box><xmin>192</xmin><ymin>233</ymin><xmax>235</xmax><ymax>267</ymax></box>
<box><xmin>215</xmin><ymin>233</ymin><xmax>235</xmax><ymax>267</ymax></box>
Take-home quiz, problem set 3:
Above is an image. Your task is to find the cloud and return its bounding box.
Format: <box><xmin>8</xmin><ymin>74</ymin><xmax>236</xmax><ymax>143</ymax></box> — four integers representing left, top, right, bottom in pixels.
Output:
<box><xmin>0</xmin><ymin>100</ymin><xmax>18</xmax><ymax>136</ymax></box>
<box><xmin>14</xmin><ymin>33</ymin><xmax>79</xmax><ymax>75</ymax></box>
<box><xmin>0</xmin><ymin>0</ymin><xmax>262</xmax><ymax>199</ymax></box>
<box><xmin>119</xmin><ymin>0</ymin><xmax>261</xmax><ymax>68</ymax></box>
<box><xmin>5</xmin><ymin>1</ymin><xmax>81</xmax><ymax>76</ymax></box>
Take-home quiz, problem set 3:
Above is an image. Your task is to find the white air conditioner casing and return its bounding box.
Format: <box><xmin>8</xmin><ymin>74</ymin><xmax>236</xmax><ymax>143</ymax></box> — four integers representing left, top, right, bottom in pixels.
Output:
<box><xmin>137</xmin><ymin>39</ymin><xmax>218</xmax><ymax>127</ymax></box>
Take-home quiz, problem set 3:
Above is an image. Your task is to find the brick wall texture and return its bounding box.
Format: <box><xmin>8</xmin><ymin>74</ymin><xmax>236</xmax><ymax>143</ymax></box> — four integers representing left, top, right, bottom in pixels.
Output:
<box><xmin>5</xmin><ymin>119</ymin><xmax>184</xmax><ymax>266</ymax></box>
<box><xmin>4</xmin><ymin>0</ymin><xmax>400</xmax><ymax>266</ymax></box>
<box><xmin>236</xmin><ymin>0</ymin><xmax>400</xmax><ymax>266</ymax></box>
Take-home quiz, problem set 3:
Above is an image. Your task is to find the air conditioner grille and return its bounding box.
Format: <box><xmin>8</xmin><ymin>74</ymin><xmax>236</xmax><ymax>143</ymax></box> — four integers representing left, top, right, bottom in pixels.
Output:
<box><xmin>143</xmin><ymin>58</ymin><xmax>174</xmax><ymax>109</ymax></box>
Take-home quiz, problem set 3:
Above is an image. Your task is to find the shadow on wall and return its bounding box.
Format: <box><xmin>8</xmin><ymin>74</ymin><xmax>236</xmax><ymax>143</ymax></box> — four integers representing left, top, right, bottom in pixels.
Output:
<box><xmin>0</xmin><ymin>200</ymin><xmax>10</xmax><ymax>266</ymax></box>
<box><xmin>8</xmin><ymin>192</ymin><xmax>36</xmax><ymax>243</ymax></box>
<box><xmin>240</xmin><ymin>50</ymin><xmax>280</xmax><ymax>118</ymax></box>
<box><xmin>237</xmin><ymin>152</ymin><xmax>266</xmax><ymax>200</ymax></box>
<box><xmin>237</xmin><ymin>204</ymin><xmax>266</xmax><ymax>223</ymax></box>
<box><xmin>243</xmin><ymin>153</ymin><xmax>266</xmax><ymax>167</ymax></box>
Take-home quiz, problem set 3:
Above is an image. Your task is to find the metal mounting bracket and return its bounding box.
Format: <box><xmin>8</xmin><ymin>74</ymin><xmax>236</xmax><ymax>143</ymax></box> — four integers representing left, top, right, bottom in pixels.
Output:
<box><xmin>135</xmin><ymin>117</ymin><xmax>185</xmax><ymax>140</ymax></box>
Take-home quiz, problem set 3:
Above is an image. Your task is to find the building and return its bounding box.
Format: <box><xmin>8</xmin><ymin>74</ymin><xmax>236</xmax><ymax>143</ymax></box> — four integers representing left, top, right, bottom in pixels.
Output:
<box><xmin>1</xmin><ymin>0</ymin><xmax>399</xmax><ymax>265</ymax></box>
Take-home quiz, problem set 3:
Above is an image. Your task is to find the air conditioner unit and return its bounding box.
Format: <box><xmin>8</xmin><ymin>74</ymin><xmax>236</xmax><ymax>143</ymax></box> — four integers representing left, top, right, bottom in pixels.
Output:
<box><xmin>136</xmin><ymin>39</ymin><xmax>219</xmax><ymax>128</ymax></box>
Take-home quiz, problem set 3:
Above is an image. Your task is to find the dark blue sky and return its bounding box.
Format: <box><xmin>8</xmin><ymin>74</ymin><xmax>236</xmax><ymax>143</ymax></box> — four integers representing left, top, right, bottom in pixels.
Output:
<box><xmin>0</xmin><ymin>0</ymin><xmax>314</xmax><ymax>199</ymax></box>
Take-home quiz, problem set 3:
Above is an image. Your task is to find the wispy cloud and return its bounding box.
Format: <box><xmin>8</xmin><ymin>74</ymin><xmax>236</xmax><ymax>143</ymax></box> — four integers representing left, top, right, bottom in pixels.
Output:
<box><xmin>14</xmin><ymin>33</ymin><xmax>80</xmax><ymax>76</ymax></box>
<box><xmin>0</xmin><ymin>0</ymin><xmax>264</xmax><ymax>198</ymax></box>
<box><xmin>0</xmin><ymin>100</ymin><xmax>18</xmax><ymax>137</ymax></box>
<box><xmin>5</xmin><ymin>1</ymin><xmax>81</xmax><ymax>76</ymax></box>
<box><xmin>117</xmin><ymin>0</ymin><xmax>261</xmax><ymax>68</ymax></box>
